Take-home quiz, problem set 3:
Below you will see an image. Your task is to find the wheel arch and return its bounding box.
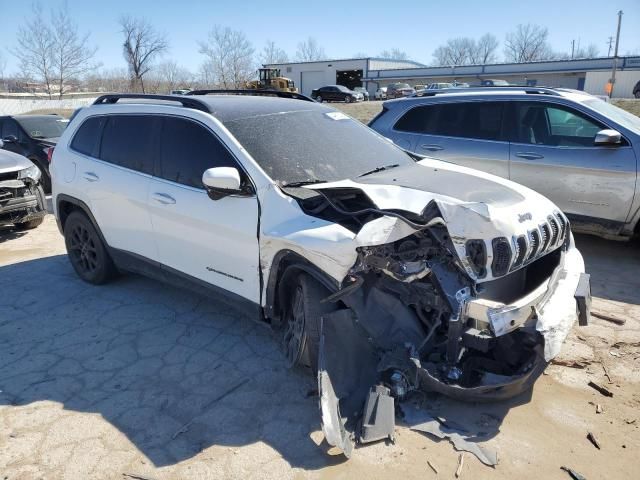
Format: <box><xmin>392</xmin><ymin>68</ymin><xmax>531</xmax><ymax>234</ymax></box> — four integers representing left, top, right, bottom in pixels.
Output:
<box><xmin>264</xmin><ymin>249</ymin><xmax>340</xmax><ymax>327</ymax></box>
<box><xmin>56</xmin><ymin>194</ymin><xmax>109</xmax><ymax>246</ymax></box>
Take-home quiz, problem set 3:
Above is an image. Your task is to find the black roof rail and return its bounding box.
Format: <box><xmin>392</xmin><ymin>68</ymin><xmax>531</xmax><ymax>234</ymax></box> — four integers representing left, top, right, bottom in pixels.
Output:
<box><xmin>186</xmin><ymin>89</ymin><xmax>315</xmax><ymax>102</ymax></box>
<box><xmin>93</xmin><ymin>94</ymin><xmax>212</xmax><ymax>113</ymax></box>
<box><xmin>411</xmin><ymin>85</ymin><xmax>563</xmax><ymax>98</ymax></box>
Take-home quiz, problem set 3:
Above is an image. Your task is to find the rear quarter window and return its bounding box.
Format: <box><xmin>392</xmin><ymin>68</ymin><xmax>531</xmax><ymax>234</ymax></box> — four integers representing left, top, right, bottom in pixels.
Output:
<box><xmin>70</xmin><ymin>116</ymin><xmax>106</xmax><ymax>157</ymax></box>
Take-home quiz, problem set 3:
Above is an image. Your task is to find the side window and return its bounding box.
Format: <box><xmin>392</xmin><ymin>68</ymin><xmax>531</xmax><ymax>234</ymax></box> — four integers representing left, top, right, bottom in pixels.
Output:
<box><xmin>99</xmin><ymin>116</ymin><xmax>159</xmax><ymax>174</ymax></box>
<box><xmin>432</xmin><ymin>102</ymin><xmax>504</xmax><ymax>140</ymax></box>
<box><xmin>516</xmin><ymin>103</ymin><xmax>604</xmax><ymax>147</ymax></box>
<box><xmin>394</xmin><ymin>105</ymin><xmax>437</xmax><ymax>133</ymax></box>
<box><xmin>158</xmin><ymin>117</ymin><xmax>237</xmax><ymax>189</ymax></box>
<box><xmin>70</xmin><ymin>116</ymin><xmax>106</xmax><ymax>157</ymax></box>
<box><xmin>394</xmin><ymin>102</ymin><xmax>504</xmax><ymax>141</ymax></box>
<box><xmin>2</xmin><ymin>119</ymin><xmax>19</xmax><ymax>139</ymax></box>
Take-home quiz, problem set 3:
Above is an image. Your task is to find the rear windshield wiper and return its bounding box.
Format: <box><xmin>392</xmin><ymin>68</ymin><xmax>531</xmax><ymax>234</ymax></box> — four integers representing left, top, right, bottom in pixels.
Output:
<box><xmin>281</xmin><ymin>179</ymin><xmax>329</xmax><ymax>188</ymax></box>
<box><xmin>357</xmin><ymin>164</ymin><xmax>399</xmax><ymax>178</ymax></box>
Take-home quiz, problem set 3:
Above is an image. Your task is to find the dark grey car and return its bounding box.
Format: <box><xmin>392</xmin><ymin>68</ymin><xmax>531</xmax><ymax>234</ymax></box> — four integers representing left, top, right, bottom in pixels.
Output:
<box><xmin>369</xmin><ymin>87</ymin><xmax>640</xmax><ymax>240</ymax></box>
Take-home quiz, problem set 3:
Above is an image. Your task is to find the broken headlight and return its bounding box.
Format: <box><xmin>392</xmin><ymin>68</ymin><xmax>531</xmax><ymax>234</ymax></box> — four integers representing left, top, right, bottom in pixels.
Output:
<box><xmin>465</xmin><ymin>239</ymin><xmax>487</xmax><ymax>278</ymax></box>
<box><xmin>17</xmin><ymin>164</ymin><xmax>41</xmax><ymax>182</ymax></box>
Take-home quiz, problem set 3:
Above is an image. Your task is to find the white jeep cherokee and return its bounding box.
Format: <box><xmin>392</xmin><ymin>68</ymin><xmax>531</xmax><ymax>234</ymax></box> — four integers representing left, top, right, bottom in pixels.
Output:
<box><xmin>51</xmin><ymin>92</ymin><xmax>590</xmax><ymax>455</ymax></box>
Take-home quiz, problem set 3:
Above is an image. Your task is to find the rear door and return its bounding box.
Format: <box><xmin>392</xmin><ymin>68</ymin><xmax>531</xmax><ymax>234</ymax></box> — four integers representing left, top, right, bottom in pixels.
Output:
<box><xmin>71</xmin><ymin>114</ymin><xmax>158</xmax><ymax>260</ymax></box>
<box><xmin>391</xmin><ymin>101</ymin><xmax>510</xmax><ymax>178</ymax></box>
<box><xmin>509</xmin><ymin>101</ymin><xmax>637</xmax><ymax>222</ymax></box>
<box><xmin>147</xmin><ymin>116</ymin><xmax>261</xmax><ymax>303</ymax></box>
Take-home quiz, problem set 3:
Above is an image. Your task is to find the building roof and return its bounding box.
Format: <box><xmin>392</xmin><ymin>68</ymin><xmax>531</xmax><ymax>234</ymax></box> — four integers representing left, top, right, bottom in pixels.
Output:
<box><xmin>264</xmin><ymin>57</ymin><xmax>426</xmax><ymax>68</ymax></box>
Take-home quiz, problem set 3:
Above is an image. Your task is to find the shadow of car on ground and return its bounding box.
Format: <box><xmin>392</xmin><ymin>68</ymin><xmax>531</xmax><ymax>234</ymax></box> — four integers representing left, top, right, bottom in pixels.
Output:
<box><xmin>0</xmin><ymin>231</ymin><xmax>635</xmax><ymax>469</ymax></box>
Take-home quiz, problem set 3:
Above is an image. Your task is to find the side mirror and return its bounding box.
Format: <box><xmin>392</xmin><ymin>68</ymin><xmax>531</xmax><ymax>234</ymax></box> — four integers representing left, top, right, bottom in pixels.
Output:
<box><xmin>2</xmin><ymin>135</ymin><xmax>17</xmax><ymax>144</ymax></box>
<box><xmin>202</xmin><ymin>167</ymin><xmax>251</xmax><ymax>200</ymax></box>
<box><xmin>594</xmin><ymin>129</ymin><xmax>622</xmax><ymax>145</ymax></box>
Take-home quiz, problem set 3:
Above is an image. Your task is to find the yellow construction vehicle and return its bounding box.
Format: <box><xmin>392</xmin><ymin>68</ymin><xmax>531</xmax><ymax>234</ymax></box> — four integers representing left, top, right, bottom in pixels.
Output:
<box><xmin>246</xmin><ymin>68</ymin><xmax>298</xmax><ymax>93</ymax></box>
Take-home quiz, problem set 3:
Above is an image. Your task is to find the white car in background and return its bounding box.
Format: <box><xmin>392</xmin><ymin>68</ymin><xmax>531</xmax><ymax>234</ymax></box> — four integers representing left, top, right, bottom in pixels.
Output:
<box><xmin>375</xmin><ymin>87</ymin><xmax>387</xmax><ymax>100</ymax></box>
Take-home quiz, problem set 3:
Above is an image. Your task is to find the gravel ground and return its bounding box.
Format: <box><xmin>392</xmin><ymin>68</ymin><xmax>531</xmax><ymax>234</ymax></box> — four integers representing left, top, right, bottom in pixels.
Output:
<box><xmin>0</xmin><ymin>202</ymin><xmax>639</xmax><ymax>479</ymax></box>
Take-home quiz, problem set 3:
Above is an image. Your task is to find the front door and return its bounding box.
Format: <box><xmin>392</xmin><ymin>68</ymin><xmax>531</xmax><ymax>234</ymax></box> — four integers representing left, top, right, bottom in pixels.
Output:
<box><xmin>509</xmin><ymin>101</ymin><xmax>637</xmax><ymax>223</ymax></box>
<box><xmin>147</xmin><ymin>116</ymin><xmax>261</xmax><ymax>303</ymax></box>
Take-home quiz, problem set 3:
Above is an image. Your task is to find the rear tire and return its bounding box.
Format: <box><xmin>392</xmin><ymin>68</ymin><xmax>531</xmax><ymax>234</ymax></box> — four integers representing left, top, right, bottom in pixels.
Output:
<box><xmin>63</xmin><ymin>211</ymin><xmax>116</xmax><ymax>285</ymax></box>
<box><xmin>281</xmin><ymin>273</ymin><xmax>338</xmax><ymax>372</ymax></box>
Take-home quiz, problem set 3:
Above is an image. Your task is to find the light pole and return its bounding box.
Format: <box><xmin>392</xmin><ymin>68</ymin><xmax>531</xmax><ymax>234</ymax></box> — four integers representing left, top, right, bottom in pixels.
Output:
<box><xmin>609</xmin><ymin>10</ymin><xmax>623</xmax><ymax>99</ymax></box>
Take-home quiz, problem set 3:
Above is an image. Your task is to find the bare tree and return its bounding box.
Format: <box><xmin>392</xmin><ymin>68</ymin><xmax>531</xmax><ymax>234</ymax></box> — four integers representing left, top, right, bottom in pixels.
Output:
<box><xmin>13</xmin><ymin>3</ymin><xmax>56</xmax><ymax>98</ymax></box>
<box><xmin>199</xmin><ymin>26</ymin><xmax>255</xmax><ymax>88</ymax></box>
<box><xmin>504</xmin><ymin>24</ymin><xmax>552</xmax><ymax>63</ymax></box>
<box><xmin>575</xmin><ymin>43</ymin><xmax>600</xmax><ymax>59</ymax></box>
<box><xmin>432</xmin><ymin>38</ymin><xmax>474</xmax><ymax>66</ymax></box>
<box><xmin>295</xmin><ymin>37</ymin><xmax>326</xmax><ymax>62</ymax></box>
<box><xmin>84</xmin><ymin>67</ymin><xmax>129</xmax><ymax>92</ymax></box>
<box><xmin>260</xmin><ymin>40</ymin><xmax>289</xmax><ymax>65</ymax></box>
<box><xmin>50</xmin><ymin>6</ymin><xmax>98</xmax><ymax>98</ymax></box>
<box><xmin>120</xmin><ymin>16</ymin><xmax>168</xmax><ymax>93</ymax></box>
<box><xmin>353</xmin><ymin>52</ymin><xmax>368</xmax><ymax>58</ymax></box>
<box><xmin>146</xmin><ymin>60</ymin><xmax>193</xmax><ymax>92</ymax></box>
<box><xmin>0</xmin><ymin>51</ymin><xmax>6</xmax><ymax>93</ymax></box>
<box><xmin>471</xmin><ymin>33</ymin><xmax>499</xmax><ymax>64</ymax></box>
<box><xmin>13</xmin><ymin>4</ymin><xmax>98</xmax><ymax>98</ymax></box>
<box><xmin>379</xmin><ymin>48</ymin><xmax>409</xmax><ymax>60</ymax></box>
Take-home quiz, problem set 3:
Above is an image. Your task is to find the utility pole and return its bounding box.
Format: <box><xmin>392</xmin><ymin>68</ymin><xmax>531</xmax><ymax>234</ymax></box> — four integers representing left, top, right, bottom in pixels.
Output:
<box><xmin>606</xmin><ymin>36</ymin><xmax>614</xmax><ymax>57</ymax></box>
<box><xmin>609</xmin><ymin>10</ymin><xmax>623</xmax><ymax>98</ymax></box>
<box><xmin>571</xmin><ymin>40</ymin><xmax>575</xmax><ymax>59</ymax></box>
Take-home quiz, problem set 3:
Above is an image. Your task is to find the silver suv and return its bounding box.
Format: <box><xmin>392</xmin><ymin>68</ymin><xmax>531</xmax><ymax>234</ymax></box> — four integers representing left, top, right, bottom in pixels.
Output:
<box><xmin>370</xmin><ymin>87</ymin><xmax>640</xmax><ymax>240</ymax></box>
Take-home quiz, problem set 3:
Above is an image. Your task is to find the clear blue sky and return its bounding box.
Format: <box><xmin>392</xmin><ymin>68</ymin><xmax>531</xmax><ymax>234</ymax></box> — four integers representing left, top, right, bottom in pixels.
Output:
<box><xmin>0</xmin><ymin>0</ymin><xmax>638</xmax><ymax>74</ymax></box>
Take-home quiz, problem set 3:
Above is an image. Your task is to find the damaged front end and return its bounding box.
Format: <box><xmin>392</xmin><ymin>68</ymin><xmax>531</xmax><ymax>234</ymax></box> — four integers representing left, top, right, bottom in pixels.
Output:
<box><xmin>285</xmin><ymin>184</ymin><xmax>591</xmax><ymax>456</ymax></box>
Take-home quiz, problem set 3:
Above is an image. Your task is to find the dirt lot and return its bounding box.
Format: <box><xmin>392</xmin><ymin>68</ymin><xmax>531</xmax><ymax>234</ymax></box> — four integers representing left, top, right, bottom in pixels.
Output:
<box><xmin>0</xmin><ymin>200</ymin><xmax>639</xmax><ymax>479</ymax></box>
<box><xmin>334</xmin><ymin>98</ymin><xmax>640</xmax><ymax>124</ymax></box>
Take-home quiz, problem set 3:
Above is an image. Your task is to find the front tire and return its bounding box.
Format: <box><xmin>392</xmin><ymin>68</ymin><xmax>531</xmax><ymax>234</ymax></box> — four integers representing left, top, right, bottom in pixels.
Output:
<box><xmin>64</xmin><ymin>211</ymin><xmax>116</xmax><ymax>285</ymax></box>
<box><xmin>315</xmin><ymin>95</ymin><xmax>323</xmax><ymax>103</ymax></box>
<box><xmin>344</xmin><ymin>96</ymin><xmax>352</xmax><ymax>103</ymax></box>
<box><xmin>635</xmin><ymin>91</ymin><xmax>640</xmax><ymax>99</ymax></box>
<box><xmin>281</xmin><ymin>273</ymin><xmax>338</xmax><ymax>372</ymax></box>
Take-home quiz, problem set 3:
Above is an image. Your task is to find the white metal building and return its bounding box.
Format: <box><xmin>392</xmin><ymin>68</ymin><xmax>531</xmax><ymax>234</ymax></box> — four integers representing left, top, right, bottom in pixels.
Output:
<box><xmin>266</xmin><ymin>56</ymin><xmax>640</xmax><ymax>98</ymax></box>
<box><xmin>264</xmin><ymin>58</ymin><xmax>425</xmax><ymax>97</ymax></box>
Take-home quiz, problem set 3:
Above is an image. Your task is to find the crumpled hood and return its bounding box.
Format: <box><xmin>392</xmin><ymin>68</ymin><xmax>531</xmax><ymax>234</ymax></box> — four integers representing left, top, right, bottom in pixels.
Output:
<box><xmin>307</xmin><ymin>158</ymin><xmax>565</xmax><ymax>282</ymax></box>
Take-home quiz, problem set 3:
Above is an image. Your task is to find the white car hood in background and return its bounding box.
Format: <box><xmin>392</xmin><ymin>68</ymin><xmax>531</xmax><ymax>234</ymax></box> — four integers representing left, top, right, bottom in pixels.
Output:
<box><xmin>0</xmin><ymin>149</ymin><xmax>34</xmax><ymax>174</ymax></box>
<box><xmin>305</xmin><ymin>158</ymin><xmax>562</xmax><ymax>282</ymax></box>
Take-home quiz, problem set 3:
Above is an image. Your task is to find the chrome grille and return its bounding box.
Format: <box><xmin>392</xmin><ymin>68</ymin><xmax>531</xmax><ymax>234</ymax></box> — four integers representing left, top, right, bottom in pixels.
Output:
<box><xmin>540</xmin><ymin>223</ymin><xmax>551</xmax><ymax>251</ymax></box>
<box><xmin>548</xmin><ymin>216</ymin><xmax>559</xmax><ymax>245</ymax></box>
<box><xmin>528</xmin><ymin>230</ymin><xmax>540</xmax><ymax>260</ymax></box>
<box><xmin>512</xmin><ymin>235</ymin><xmax>527</xmax><ymax>268</ymax></box>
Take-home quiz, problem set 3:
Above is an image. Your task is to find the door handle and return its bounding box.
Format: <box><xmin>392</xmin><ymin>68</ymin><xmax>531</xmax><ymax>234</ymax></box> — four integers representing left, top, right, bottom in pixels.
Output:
<box><xmin>83</xmin><ymin>172</ymin><xmax>99</xmax><ymax>182</ymax></box>
<box><xmin>152</xmin><ymin>192</ymin><xmax>176</xmax><ymax>205</ymax></box>
<box><xmin>421</xmin><ymin>144</ymin><xmax>444</xmax><ymax>152</ymax></box>
<box><xmin>515</xmin><ymin>152</ymin><xmax>544</xmax><ymax>160</ymax></box>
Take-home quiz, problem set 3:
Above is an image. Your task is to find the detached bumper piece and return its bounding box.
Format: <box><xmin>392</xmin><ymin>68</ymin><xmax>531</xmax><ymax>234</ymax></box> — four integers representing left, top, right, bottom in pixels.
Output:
<box><xmin>0</xmin><ymin>180</ymin><xmax>46</xmax><ymax>224</ymax></box>
<box><xmin>575</xmin><ymin>273</ymin><xmax>591</xmax><ymax>327</ymax></box>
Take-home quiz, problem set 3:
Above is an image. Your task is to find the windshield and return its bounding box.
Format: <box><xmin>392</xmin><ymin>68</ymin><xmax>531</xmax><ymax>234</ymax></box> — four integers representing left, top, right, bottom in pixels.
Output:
<box><xmin>395</xmin><ymin>83</ymin><xmax>411</xmax><ymax>89</ymax></box>
<box><xmin>223</xmin><ymin>108</ymin><xmax>414</xmax><ymax>185</ymax></box>
<box><xmin>16</xmin><ymin>116</ymin><xmax>67</xmax><ymax>139</ymax></box>
<box><xmin>336</xmin><ymin>85</ymin><xmax>352</xmax><ymax>93</ymax></box>
<box><xmin>581</xmin><ymin>98</ymin><xmax>640</xmax><ymax>134</ymax></box>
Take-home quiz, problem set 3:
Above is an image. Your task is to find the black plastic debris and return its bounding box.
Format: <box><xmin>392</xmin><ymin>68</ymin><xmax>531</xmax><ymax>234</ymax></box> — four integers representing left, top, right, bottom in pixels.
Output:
<box><xmin>358</xmin><ymin>385</ymin><xmax>395</xmax><ymax>444</ymax></box>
